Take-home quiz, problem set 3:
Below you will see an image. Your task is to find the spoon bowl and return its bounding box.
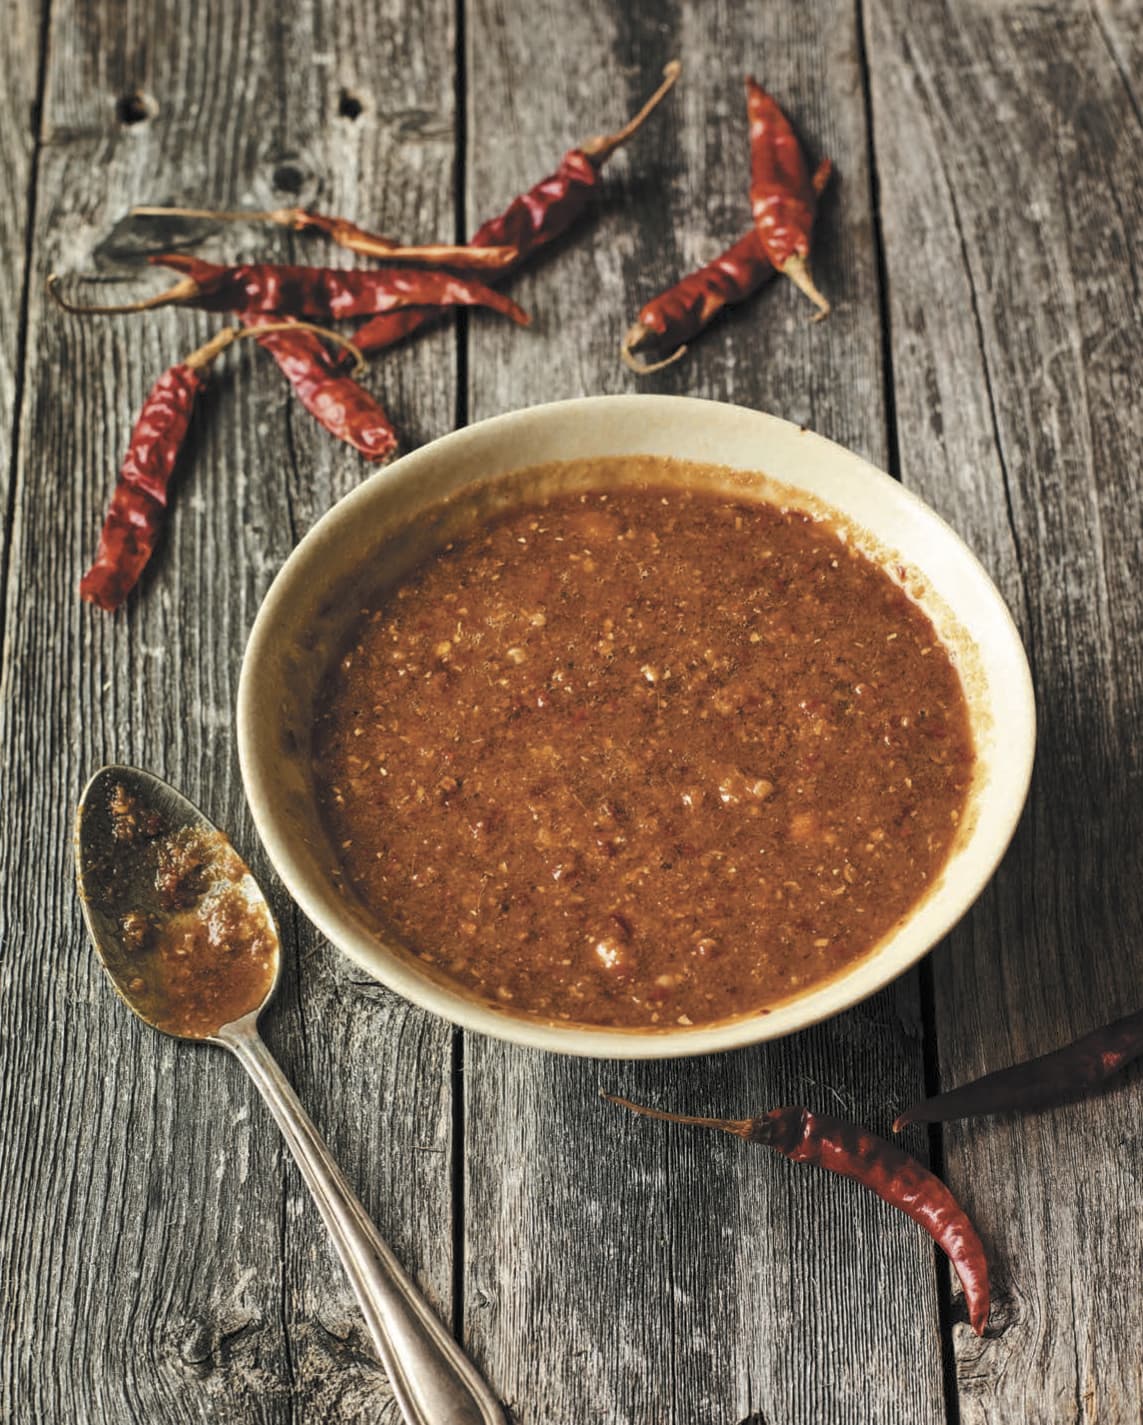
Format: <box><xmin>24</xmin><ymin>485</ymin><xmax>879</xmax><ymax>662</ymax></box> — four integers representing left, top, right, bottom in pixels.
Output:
<box><xmin>76</xmin><ymin>765</ymin><xmax>280</xmax><ymax>1039</ymax></box>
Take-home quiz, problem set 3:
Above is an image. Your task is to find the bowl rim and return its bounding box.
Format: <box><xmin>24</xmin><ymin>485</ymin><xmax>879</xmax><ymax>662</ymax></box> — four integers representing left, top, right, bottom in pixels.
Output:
<box><xmin>237</xmin><ymin>394</ymin><xmax>1036</xmax><ymax>1059</ymax></box>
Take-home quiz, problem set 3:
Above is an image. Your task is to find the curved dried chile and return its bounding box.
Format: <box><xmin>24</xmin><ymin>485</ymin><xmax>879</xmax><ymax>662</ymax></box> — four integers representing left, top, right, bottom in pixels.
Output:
<box><xmin>250</xmin><ymin>318</ymin><xmax>397</xmax><ymax>462</ymax></box>
<box><xmin>622</xmin><ymin>233</ymin><xmax>772</xmax><ymax>373</ymax></box>
<box><xmin>78</xmin><ymin>329</ymin><xmax>229</xmax><ymax>611</ymax></box>
<box><xmin>353</xmin><ymin>61</ymin><xmax>680</xmax><ymax>356</ymax></box>
<box><xmin>621</xmin><ymin>160</ymin><xmax>829</xmax><ymax>372</ymax></box>
<box><xmin>605</xmin><ymin>1094</ymin><xmax>990</xmax><ymax>1336</ymax></box>
<box><xmin>77</xmin><ymin>322</ymin><xmax>378</xmax><ymax>610</ymax></box>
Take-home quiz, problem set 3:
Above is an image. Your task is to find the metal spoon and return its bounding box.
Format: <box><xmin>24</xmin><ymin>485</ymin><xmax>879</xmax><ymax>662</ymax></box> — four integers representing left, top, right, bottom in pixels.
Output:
<box><xmin>75</xmin><ymin>764</ymin><xmax>503</xmax><ymax>1425</ymax></box>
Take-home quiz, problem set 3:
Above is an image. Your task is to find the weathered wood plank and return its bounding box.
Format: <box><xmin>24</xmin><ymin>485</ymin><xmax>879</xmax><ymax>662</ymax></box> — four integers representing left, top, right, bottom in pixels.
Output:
<box><xmin>0</xmin><ymin>0</ymin><xmax>43</xmax><ymax>608</ymax></box>
<box><xmin>1093</xmin><ymin>0</ymin><xmax>1143</xmax><ymax>117</ymax></box>
<box><xmin>0</xmin><ymin>2</ymin><xmax>458</xmax><ymax>1420</ymax></box>
<box><xmin>867</xmin><ymin>1</ymin><xmax>1143</xmax><ymax>1418</ymax></box>
<box><xmin>463</xmin><ymin>4</ymin><xmax>947</xmax><ymax>1422</ymax></box>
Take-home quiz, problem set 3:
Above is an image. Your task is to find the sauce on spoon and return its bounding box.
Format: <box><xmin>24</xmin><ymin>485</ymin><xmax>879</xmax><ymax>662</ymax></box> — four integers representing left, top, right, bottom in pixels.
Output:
<box><xmin>82</xmin><ymin>780</ymin><xmax>277</xmax><ymax>1037</ymax></box>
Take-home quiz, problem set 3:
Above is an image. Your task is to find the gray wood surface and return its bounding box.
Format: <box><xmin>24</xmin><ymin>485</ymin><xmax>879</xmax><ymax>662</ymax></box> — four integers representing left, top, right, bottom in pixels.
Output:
<box><xmin>462</xmin><ymin>4</ymin><xmax>945</xmax><ymax>1423</ymax></box>
<box><xmin>0</xmin><ymin>2</ymin><xmax>456</xmax><ymax>1421</ymax></box>
<box><xmin>0</xmin><ymin>0</ymin><xmax>42</xmax><ymax>600</ymax></box>
<box><xmin>868</xmin><ymin>2</ymin><xmax>1143</xmax><ymax>1419</ymax></box>
<box><xmin>2</xmin><ymin>0</ymin><xmax>1141</xmax><ymax>1422</ymax></box>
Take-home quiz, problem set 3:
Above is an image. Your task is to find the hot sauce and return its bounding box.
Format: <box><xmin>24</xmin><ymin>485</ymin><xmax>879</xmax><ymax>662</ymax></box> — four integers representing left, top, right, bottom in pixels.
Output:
<box><xmin>313</xmin><ymin>463</ymin><xmax>974</xmax><ymax>1030</ymax></box>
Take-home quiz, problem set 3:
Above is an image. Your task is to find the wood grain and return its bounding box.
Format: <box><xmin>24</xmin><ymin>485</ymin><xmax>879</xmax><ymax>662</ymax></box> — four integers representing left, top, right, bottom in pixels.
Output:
<box><xmin>0</xmin><ymin>1</ymin><xmax>458</xmax><ymax>1420</ymax></box>
<box><xmin>462</xmin><ymin>3</ymin><xmax>947</xmax><ymax>1422</ymax></box>
<box><xmin>1093</xmin><ymin>0</ymin><xmax>1143</xmax><ymax>118</ymax></box>
<box><xmin>6</xmin><ymin>0</ymin><xmax>1143</xmax><ymax>1419</ymax></box>
<box><xmin>0</xmin><ymin>0</ymin><xmax>43</xmax><ymax>618</ymax></box>
<box><xmin>867</xmin><ymin>0</ymin><xmax>1143</xmax><ymax>1418</ymax></box>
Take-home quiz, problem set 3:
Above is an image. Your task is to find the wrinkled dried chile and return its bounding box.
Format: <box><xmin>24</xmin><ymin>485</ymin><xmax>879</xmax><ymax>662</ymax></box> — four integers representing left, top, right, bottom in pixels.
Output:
<box><xmin>746</xmin><ymin>78</ymin><xmax>831</xmax><ymax>319</ymax></box>
<box><xmin>353</xmin><ymin>61</ymin><xmax>681</xmax><ymax>355</ymax></box>
<box><xmin>605</xmin><ymin>1094</ymin><xmax>989</xmax><ymax>1336</ymax></box>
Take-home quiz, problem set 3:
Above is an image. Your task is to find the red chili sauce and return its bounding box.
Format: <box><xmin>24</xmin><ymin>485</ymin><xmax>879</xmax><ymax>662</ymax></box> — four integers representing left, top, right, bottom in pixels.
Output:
<box><xmin>103</xmin><ymin>786</ymin><xmax>277</xmax><ymax>1037</ymax></box>
<box><xmin>312</xmin><ymin>467</ymin><xmax>974</xmax><ymax>1029</ymax></box>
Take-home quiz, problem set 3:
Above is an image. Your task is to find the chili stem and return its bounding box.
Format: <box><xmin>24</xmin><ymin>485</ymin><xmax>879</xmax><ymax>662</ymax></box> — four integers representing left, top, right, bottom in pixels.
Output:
<box><xmin>239</xmin><ymin>321</ymin><xmax>367</xmax><ymax>375</ymax></box>
<box><xmin>52</xmin><ymin>309</ymin><xmax>365</xmax><ymax>376</ymax></box>
<box><xmin>46</xmin><ymin>271</ymin><xmax>200</xmax><ymax>315</ymax></box>
<box><xmin>581</xmin><ymin>60</ymin><xmax>682</xmax><ymax>165</ymax></box>
<box><xmin>182</xmin><ymin>328</ymin><xmax>241</xmax><ymax>369</ymax></box>
<box><xmin>129</xmin><ymin>205</ymin><xmax>517</xmax><ymax>269</ymax></box>
<box><xmin>130</xmin><ymin>204</ymin><xmax>296</xmax><ymax>223</ymax></box>
<box><xmin>600</xmin><ymin>1092</ymin><xmax>752</xmax><ymax>1138</ymax></box>
<box><xmin>620</xmin><ymin>328</ymin><xmax>687</xmax><ymax>374</ymax></box>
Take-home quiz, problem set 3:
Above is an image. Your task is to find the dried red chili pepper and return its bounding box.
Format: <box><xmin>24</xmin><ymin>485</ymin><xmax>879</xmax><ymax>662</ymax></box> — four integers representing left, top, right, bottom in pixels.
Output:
<box><xmin>79</xmin><ymin>328</ymin><xmax>230</xmax><ymax>610</ymax></box>
<box><xmin>605</xmin><ymin>1094</ymin><xmax>990</xmax><ymax>1336</ymax></box>
<box><xmin>894</xmin><ymin>1007</ymin><xmax>1143</xmax><ymax>1130</ymax></box>
<box><xmin>352</xmin><ymin>61</ymin><xmax>681</xmax><ymax>356</ymax></box>
<box><xmin>622</xmin><ymin>234</ymin><xmax>772</xmax><ymax>372</ymax></box>
<box><xmin>129</xmin><ymin>204</ymin><xmax>520</xmax><ymax>272</ymax></box>
<box><xmin>472</xmin><ymin>61</ymin><xmax>681</xmax><ymax>258</ymax></box>
<box><xmin>746</xmin><ymin>78</ymin><xmax>832</xmax><ymax>320</ymax></box>
<box><xmin>621</xmin><ymin>158</ymin><xmax>831</xmax><ymax>373</ymax></box>
<box><xmin>351</xmin><ymin>305</ymin><xmax>445</xmax><ymax>358</ymax></box>
<box><xmin>46</xmin><ymin>257</ymin><xmax>531</xmax><ymax>327</ymax></box>
<box><xmin>78</xmin><ymin>322</ymin><xmax>368</xmax><ymax>610</ymax></box>
<box><xmin>251</xmin><ymin>317</ymin><xmax>397</xmax><ymax>462</ymax></box>
<box><xmin>352</xmin><ymin>152</ymin><xmax>608</xmax><ymax>357</ymax></box>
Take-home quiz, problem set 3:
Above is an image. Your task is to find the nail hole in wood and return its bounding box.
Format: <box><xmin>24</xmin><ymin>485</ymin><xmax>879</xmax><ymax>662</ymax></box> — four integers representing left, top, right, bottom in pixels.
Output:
<box><xmin>338</xmin><ymin>90</ymin><xmax>364</xmax><ymax>121</ymax></box>
<box><xmin>116</xmin><ymin>92</ymin><xmax>152</xmax><ymax>126</ymax></box>
<box><xmin>272</xmin><ymin>162</ymin><xmax>306</xmax><ymax>194</ymax></box>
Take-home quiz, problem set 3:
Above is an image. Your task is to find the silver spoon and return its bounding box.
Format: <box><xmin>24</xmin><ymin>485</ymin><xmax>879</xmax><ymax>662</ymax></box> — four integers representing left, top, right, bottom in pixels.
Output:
<box><xmin>75</xmin><ymin>764</ymin><xmax>503</xmax><ymax>1425</ymax></box>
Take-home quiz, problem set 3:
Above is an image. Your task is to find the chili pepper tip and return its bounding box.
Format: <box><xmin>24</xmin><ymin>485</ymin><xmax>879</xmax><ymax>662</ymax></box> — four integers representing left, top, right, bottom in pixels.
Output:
<box><xmin>620</xmin><ymin>326</ymin><xmax>686</xmax><ymax>375</ymax></box>
<box><xmin>781</xmin><ymin>254</ymin><xmax>830</xmax><ymax>321</ymax></box>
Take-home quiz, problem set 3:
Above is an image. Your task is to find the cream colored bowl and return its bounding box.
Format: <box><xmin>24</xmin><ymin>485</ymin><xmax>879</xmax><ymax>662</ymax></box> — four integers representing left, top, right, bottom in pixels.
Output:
<box><xmin>237</xmin><ymin>396</ymin><xmax>1034</xmax><ymax>1059</ymax></box>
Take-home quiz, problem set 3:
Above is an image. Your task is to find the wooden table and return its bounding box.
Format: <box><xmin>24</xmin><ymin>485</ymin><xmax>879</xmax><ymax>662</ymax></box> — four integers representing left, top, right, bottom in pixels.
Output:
<box><xmin>3</xmin><ymin>2</ymin><xmax>1141</xmax><ymax>1420</ymax></box>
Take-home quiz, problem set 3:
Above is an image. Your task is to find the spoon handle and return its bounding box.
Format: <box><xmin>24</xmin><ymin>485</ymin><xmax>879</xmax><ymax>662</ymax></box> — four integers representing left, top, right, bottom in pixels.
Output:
<box><xmin>217</xmin><ymin>1016</ymin><xmax>503</xmax><ymax>1425</ymax></box>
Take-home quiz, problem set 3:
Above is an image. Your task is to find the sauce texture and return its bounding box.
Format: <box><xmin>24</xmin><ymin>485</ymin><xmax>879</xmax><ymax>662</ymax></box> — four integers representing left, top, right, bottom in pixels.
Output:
<box><xmin>90</xmin><ymin>785</ymin><xmax>277</xmax><ymax>1037</ymax></box>
<box><xmin>313</xmin><ymin>471</ymin><xmax>974</xmax><ymax>1029</ymax></box>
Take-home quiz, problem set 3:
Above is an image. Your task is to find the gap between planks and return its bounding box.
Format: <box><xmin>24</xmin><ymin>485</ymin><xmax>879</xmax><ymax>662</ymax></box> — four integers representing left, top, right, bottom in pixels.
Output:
<box><xmin>0</xmin><ymin>0</ymin><xmax>52</xmax><ymax>672</ymax></box>
<box><xmin>854</xmin><ymin>4</ymin><xmax>964</xmax><ymax>1419</ymax></box>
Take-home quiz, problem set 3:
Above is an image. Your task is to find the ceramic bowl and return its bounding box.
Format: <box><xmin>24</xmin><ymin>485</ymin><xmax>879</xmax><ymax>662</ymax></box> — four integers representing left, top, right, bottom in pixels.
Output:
<box><xmin>237</xmin><ymin>395</ymin><xmax>1035</xmax><ymax>1059</ymax></box>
